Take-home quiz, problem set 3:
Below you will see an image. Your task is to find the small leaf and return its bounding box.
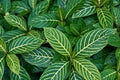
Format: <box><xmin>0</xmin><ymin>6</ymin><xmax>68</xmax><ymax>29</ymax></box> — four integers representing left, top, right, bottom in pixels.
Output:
<box><xmin>2</xmin><ymin>0</ymin><xmax>11</xmax><ymax>14</ymax></box>
<box><xmin>28</xmin><ymin>0</ymin><xmax>37</xmax><ymax>9</ymax></box>
<box><xmin>101</xmin><ymin>69</ymin><xmax>117</xmax><ymax>80</ymax></box>
<box><xmin>115</xmin><ymin>48</ymin><xmax>120</xmax><ymax>60</ymax></box>
<box><xmin>4</xmin><ymin>14</ymin><xmax>27</xmax><ymax>31</ymax></box>
<box><xmin>97</xmin><ymin>8</ymin><xmax>113</xmax><ymax>28</ymax></box>
<box><xmin>74</xmin><ymin>29</ymin><xmax>115</xmax><ymax>57</ymax></box>
<box><xmin>0</xmin><ymin>26</ymin><xmax>5</xmax><ymax>36</ymax></box>
<box><xmin>65</xmin><ymin>0</ymin><xmax>84</xmax><ymax>19</ymax></box>
<box><xmin>73</xmin><ymin>58</ymin><xmax>101</xmax><ymax>80</ymax></box>
<box><xmin>72</xmin><ymin>0</ymin><xmax>96</xmax><ymax>18</ymax></box>
<box><xmin>8</xmin><ymin>36</ymin><xmax>43</xmax><ymax>54</ymax></box>
<box><xmin>10</xmin><ymin>66</ymin><xmax>31</xmax><ymax>80</ymax></box>
<box><xmin>6</xmin><ymin>54</ymin><xmax>20</xmax><ymax>75</ymax></box>
<box><xmin>44</xmin><ymin>28</ymin><xmax>72</xmax><ymax>56</ymax></box>
<box><xmin>0</xmin><ymin>37</ymin><xmax>6</xmax><ymax>53</ymax></box>
<box><xmin>40</xmin><ymin>61</ymin><xmax>69</xmax><ymax>80</ymax></box>
<box><xmin>22</xmin><ymin>47</ymin><xmax>54</xmax><ymax>67</ymax></box>
<box><xmin>29</xmin><ymin>14</ymin><xmax>59</xmax><ymax>28</ymax></box>
<box><xmin>0</xmin><ymin>53</ymin><xmax>5</xmax><ymax>80</ymax></box>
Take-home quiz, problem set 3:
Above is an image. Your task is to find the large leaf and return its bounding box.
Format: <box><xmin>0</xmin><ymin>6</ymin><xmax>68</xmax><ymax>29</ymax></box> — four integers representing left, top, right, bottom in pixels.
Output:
<box><xmin>97</xmin><ymin>8</ymin><xmax>113</xmax><ymax>28</ymax></box>
<box><xmin>28</xmin><ymin>0</ymin><xmax>37</xmax><ymax>9</ymax></box>
<box><xmin>72</xmin><ymin>0</ymin><xmax>96</xmax><ymax>18</ymax></box>
<box><xmin>10</xmin><ymin>66</ymin><xmax>31</xmax><ymax>80</ymax></box>
<box><xmin>6</xmin><ymin>54</ymin><xmax>20</xmax><ymax>75</ymax></box>
<box><xmin>74</xmin><ymin>29</ymin><xmax>115</xmax><ymax>58</ymax></box>
<box><xmin>2</xmin><ymin>29</ymin><xmax>25</xmax><ymax>44</ymax></box>
<box><xmin>44</xmin><ymin>28</ymin><xmax>72</xmax><ymax>56</ymax></box>
<box><xmin>101</xmin><ymin>69</ymin><xmax>117</xmax><ymax>80</ymax></box>
<box><xmin>29</xmin><ymin>14</ymin><xmax>59</xmax><ymax>28</ymax></box>
<box><xmin>8</xmin><ymin>36</ymin><xmax>43</xmax><ymax>54</ymax></box>
<box><xmin>0</xmin><ymin>53</ymin><xmax>5</xmax><ymax>80</ymax></box>
<box><xmin>4</xmin><ymin>14</ymin><xmax>27</xmax><ymax>31</ymax></box>
<box><xmin>22</xmin><ymin>47</ymin><xmax>54</xmax><ymax>67</ymax></box>
<box><xmin>40</xmin><ymin>61</ymin><xmax>69</xmax><ymax>80</ymax></box>
<box><xmin>2</xmin><ymin>0</ymin><xmax>11</xmax><ymax>14</ymax></box>
<box><xmin>73</xmin><ymin>58</ymin><xmax>101</xmax><ymax>80</ymax></box>
<box><xmin>112</xmin><ymin>7</ymin><xmax>120</xmax><ymax>27</ymax></box>
<box><xmin>0</xmin><ymin>37</ymin><xmax>6</xmax><ymax>53</ymax></box>
<box><xmin>69</xmin><ymin>68</ymin><xmax>84</xmax><ymax>80</ymax></box>
<box><xmin>64</xmin><ymin>0</ymin><xmax>84</xmax><ymax>19</ymax></box>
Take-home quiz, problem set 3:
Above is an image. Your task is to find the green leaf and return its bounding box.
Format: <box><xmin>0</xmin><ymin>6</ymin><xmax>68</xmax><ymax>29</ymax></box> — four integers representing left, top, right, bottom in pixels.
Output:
<box><xmin>10</xmin><ymin>66</ymin><xmax>31</xmax><ymax>80</ymax></box>
<box><xmin>97</xmin><ymin>8</ymin><xmax>113</xmax><ymax>28</ymax></box>
<box><xmin>0</xmin><ymin>26</ymin><xmax>5</xmax><ymax>36</ymax></box>
<box><xmin>93</xmin><ymin>0</ymin><xmax>109</xmax><ymax>7</ymax></box>
<box><xmin>11</xmin><ymin>1</ymin><xmax>30</xmax><ymax>15</ymax></box>
<box><xmin>29</xmin><ymin>14</ymin><xmax>59</xmax><ymax>28</ymax></box>
<box><xmin>2</xmin><ymin>0</ymin><xmax>11</xmax><ymax>14</ymax></box>
<box><xmin>6</xmin><ymin>54</ymin><xmax>20</xmax><ymax>75</ymax></box>
<box><xmin>65</xmin><ymin>0</ymin><xmax>84</xmax><ymax>19</ymax></box>
<box><xmin>40</xmin><ymin>61</ymin><xmax>69</xmax><ymax>80</ymax></box>
<box><xmin>4</xmin><ymin>14</ymin><xmax>27</xmax><ymax>31</ymax></box>
<box><xmin>69</xmin><ymin>68</ymin><xmax>84</xmax><ymax>80</ymax></box>
<box><xmin>8</xmin><ymin>36</ymin><xmax>43</xmax><ymax>54</ymax></box>
<box><xmin>72</xmin><ymin>0</ymin><xmax>96</xmax><ymax>18</ymax></box>
<box><xmin>74</xmin><ymin>29</ymin><xmax>115</xmax><ymax>57</ymax></box>
<box><xmin>115</xmin><ymin>48</ymin><xmax>120</xmax><ymax>60</ymax></box>
<box><xmin>28</xmin><ymin>0</ymin><xmax>37</xmax><ymax>9</ymax></box>
<box><xmin>73</xmin><ymin>58</ymin><xmax>101</xmax><ymax>80</ymax></box>
<box><xmin>22</xmin><ymin>47</ymin><xmax>54</xmax><ymax>67</ymax></box>
<box><xmin>0</xmin><ymin>37</ymin><xmax>6</xmax><ymax>53</ymax></box>
<box><xmin>2</xmin><ymin>29</ymin><xmax>25</xmax><ymax>44</ymax></box>
<box><xmin>101</xmin><ymin>69</ymin><xmax>117</xmax><ymax>80</ymax></box>
<box><xmin>0</xmin><ymin>53</ymin><xmax>5</xmax><ymax>80</ymax></box>
<box><xmin>44</xmin><ymin>28</ymin><xmax>72</xmax><ymax>56</ymax></box>
<box><xmin>112</xmin><ymin>7</ymin><xmax>120</xmax><ymax>27</ymax></box>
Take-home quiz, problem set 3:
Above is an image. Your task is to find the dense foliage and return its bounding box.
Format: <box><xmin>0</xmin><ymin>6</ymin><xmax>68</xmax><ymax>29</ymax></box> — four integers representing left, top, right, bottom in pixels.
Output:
<box><xmin>0</xmin><ymin>0</ymin><xmax>120</xmax><ymax>80</ymax></box>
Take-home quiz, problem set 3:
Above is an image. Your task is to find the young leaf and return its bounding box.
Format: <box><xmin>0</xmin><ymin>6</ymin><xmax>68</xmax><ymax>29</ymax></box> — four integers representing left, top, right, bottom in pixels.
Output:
<box><xmin>28</xmin><ymin>0</ymin><xmax>37</xmax><ymax>9</ymax></box>
<box><xmin>4</xmin><ymin>14</ymin><xmax>27</xmax><ymax>31</ymax></box>
<box><xmin>73</xmin><ymin>58</ymin><xmax>101</xmax><ymax>80</ymax></box>
<box><xmin>0</xmin><ymin>37</ymin><xmax>6</xmax><ymax>53</ymax></box>
<box><xmin>44</xmin><ymin>28</ymin><xmax>72</xmax><ymax>56</ymax></box>
<box><xmin>6</xmin><ymin>54</ymin><xmax>20</xmax><ymax>75</ymax></box>
<box><xmin>22</xmin><ymin>47</ymin><xmax>54</xmax><ymax>67</ymax></box>
<box><xmin>2</xmin><ymin>0</ymin><xmax>11</xmax><ymax>14</ymax></box>
<box><xmin>69</xmin><ymin>68</ymin><xmax>84</xmax><ymax>80</ymax></box>
<box><xmin>2</xmin><ymin>29</ymin><xmax>25</xmax><ymax>44</ymax></box>
<box><xmin>65</xmin><ymin>0</ymin><xmax>84</xmax><ymax>19</ymax></box>
<box><xmin>10</xmin><ymin>66</ymin><xmax>31</xmax><ymax>80</ymax></box>
<box><xmin>40</xmin><ymin>61</ymin><xmax>69</xmax><ymax>80</ymax></box>
<box><xmin>112</xmin><ymin>7</ymin><xmax>120</xmax><ymax>27</ymax></box>
<box><xmin>8</xmin><ymin>36</ymin><xmax>43</xmax><ymax>54</ymax></box>
<box><xmin>72</xmin><ymin>0</ymin><xmax>96</xmax><ymax>18</ymax></box>
<box><xmin>101</xmin><ymin>69</ymin><xmax>117</xmax><ymax>80</ymax></box>
<box><xmin>0</xmin><ymin>53</ymin><xmax>5</xmax><ymax>80</ymax></box>
<box><xmin>97</xmin><ymin>8</ymin><xmax>113</xmax><ymax>28</ymax></box>
<box><xmin>29</xmin><ymin>14</ymin><xmax>59</xmax><ymax>28</ymax></box>
<box><xmin>74</xmin><ymin>29</ymin><xmax>115</xmax><ymax>58</ymax></box>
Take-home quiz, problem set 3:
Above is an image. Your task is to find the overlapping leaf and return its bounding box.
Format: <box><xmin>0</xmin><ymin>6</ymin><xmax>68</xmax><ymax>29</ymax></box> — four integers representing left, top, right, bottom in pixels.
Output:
<box><xmin>44</xmin><ymin>28</ymin><xmax>72</xmax><ymax>56</ymax></box>
<box><xmin>101</xmin><ymin>69</ymin><xmax>117</xmax><ymax>80</ymax></box>
<box><xmin>8</xmin><ymin>36</ymin><xmax>43</xmax><ymax>54</ymax></box>
<box><xmin>40</xmin><ymin>61</ymin><xmax>69</xmax><ymax>80</ymax></box>
<box><xmin>0</xmin><ymin>26</ymin><xmax>5</xmax><ymax>36</ymax></box>
<box><xmin>0</xmin><ymin>37</ymin><xmax>6</xmax><ymax>53</ymax></box>
<box><xmin>97</xmin><ymin>8</ymin><xmax>113</xmax><ymax>28</ymax></box>
<box><xmin>72</xmin><ymin>0</ymin><xmax>96</xmax><ymax>18</ymax></box>
<box><xmin>0</xmin><ymin>53</ymin><xmax>5</xmax><ymax>80</ymax></box>
<box><xmin>69</xmin><ymin>68</ymin><xmax>84</xmax><ymax>80</ymax></box>
<box><xmin>22</xmin><ymin>47</ymin><xmax>54</xmax><ymax>67</ymax></box>
<box><xmin>73</xmin><ymin>58</ymin><xmax>101</xmax><ymax>80</ymax></box>
<box><xmin>28</xmin><ymin>0</ymin><xmax>37</xmax><ymax>9</ymax></box>
<box><xmin>74</xmin><ymin>29</ymin><xmax>115</xmax><ymax>57</ymax></box>
<box><xmin>2</xmin><ymin>29</ymin><xmax>25</xmax><ymax>44</ymax></box>
<box><xmin>2</xmin><ymin>0</ymin><xmax>11</xmax><ymax>14</ymax></box>
<box><xmin>29</xmin><ymin>14</ymin><xmax>59</xmax><ymax>28</ymax></box>
<box><xmin>10</xmin><ymin>66</ymin><xmax>31</xmax><ymax>80</ymax></box>
<box><xmin>65</xmin><ymin>0</ymin><xmax>84</xmax><ymax>19</ymax></box>
<box><xmin>4</xmin><ymin>14</ymin><xmax>27</xmax><ymax>31</ymax></box>
<box><xmin>6</xmin><ymin>54</ymin><xmax>20</xmax><ymax>75</ymax></box>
